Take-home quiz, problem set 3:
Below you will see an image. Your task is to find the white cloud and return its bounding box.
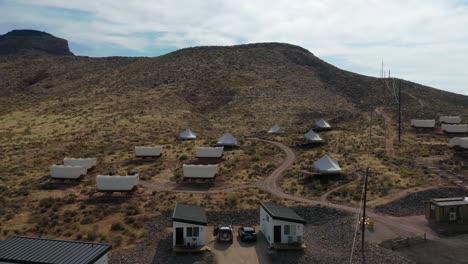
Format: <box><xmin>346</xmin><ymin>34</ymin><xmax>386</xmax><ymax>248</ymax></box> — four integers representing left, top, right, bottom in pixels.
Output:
<box><xmin>1</xmin><ymin>0</ymin><xmax>467</xmax><ymax>94</ymax></box>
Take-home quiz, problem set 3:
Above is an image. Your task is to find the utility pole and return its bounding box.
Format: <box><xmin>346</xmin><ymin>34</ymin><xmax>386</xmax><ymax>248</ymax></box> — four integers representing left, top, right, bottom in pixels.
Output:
<box><xmin>361</xmin><ymin>168</ymin><xmax>369</xmax><ymax>251</ymax></box>
<box><xmin>398</xmin><ymin>79</ymin><xmax>402</xmax><ymax>142</ymax></box>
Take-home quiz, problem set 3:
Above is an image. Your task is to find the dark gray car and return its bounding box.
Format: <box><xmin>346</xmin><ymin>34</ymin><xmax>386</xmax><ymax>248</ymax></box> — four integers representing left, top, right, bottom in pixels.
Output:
<box><xmin>238</xmin><ymin>226</ymin><xmax>257</xmax><ymax>242</ymax></box>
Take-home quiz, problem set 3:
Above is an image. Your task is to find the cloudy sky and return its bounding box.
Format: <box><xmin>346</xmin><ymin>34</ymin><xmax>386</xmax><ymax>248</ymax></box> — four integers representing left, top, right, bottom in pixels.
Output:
<box><xmin>1</xmin><ymin>0</ymin><xmax>467</xmax><ymax>95</ymax></box>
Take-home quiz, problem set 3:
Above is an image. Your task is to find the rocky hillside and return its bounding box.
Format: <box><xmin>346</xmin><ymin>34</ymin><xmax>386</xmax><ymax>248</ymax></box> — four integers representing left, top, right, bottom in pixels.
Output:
<box><xmin>0</xmin><ymin>30</ymin><xmax>74</xmax><ymax>56</ymax></box>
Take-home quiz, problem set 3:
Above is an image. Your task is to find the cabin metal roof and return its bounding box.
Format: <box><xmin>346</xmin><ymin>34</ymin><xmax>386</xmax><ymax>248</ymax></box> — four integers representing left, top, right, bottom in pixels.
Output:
<box><xmin>172</xmin><ymin>203</ymin><xmax>208</xmax><ymax>226</ymax></box>
<box><xmin>0</xmin><ymin>236</ymin><xmax>112</xmax><ymax>264</ymax></box>
<box><xmin>432</xmin><ymin>197</ymin><xmax>468</xmax><ymax>207</ymax></box>
<box><xmin>260</xmin><ymin>202</ymin><xmax>306</xmax><ymax>224</ymax></box>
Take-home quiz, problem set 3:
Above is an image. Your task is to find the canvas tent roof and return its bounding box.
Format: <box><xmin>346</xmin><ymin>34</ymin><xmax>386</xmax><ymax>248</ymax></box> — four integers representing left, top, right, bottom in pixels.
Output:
<box><xmin>313</xmin><ymin>154</ymin><xmax>342</xmax><ymax>173</ymax></box>
<box><xmin>0</xmin><ymin>236</ymin><xmax>111</xmax><ymax>264</ymax></box>
<box><xmin>179</xmin><ymin>129</ymin><xmax>197</xmax><ymax>140</ymax></box>
<box><xmin>260</xmin><ymin>202</ymin><xmax>306</xmax><ymax>224</ymax></box>
<box><xmin>268</xmin><ymin>124</ymin><xmax>284</xmax><ymax>134</ymax></box>
<box><xmin>411</xmin><ymin>119</ymin><xmax>435</xmax><ymax>128</ymax></box>
<box><xmin>304</xmin><ymin>129</ymin><xmax>323</xmax><ymax>142</ymax></box>
<box><xmin>172</xmin><ymin>203</ymin><xmax>207</xmax><ymax>226</ymax></box>
<box><xmin>439</xmin><ymin>116</ymin><xmax>462</xmax><ymax>124</ymax></box>
<box><xmin>217</xmin><ymin>133</ymin><xmax>238</xmax><ymax>145</ymax></box>
<box><xmin>448</xmin><ymin>137</ymin><xmax>468</xmax><ymax>149</ymax></box>
<box><xmin>316</xmin><ymin>119</ymin><xmax>331</xmax><ymax>129</ymax></box>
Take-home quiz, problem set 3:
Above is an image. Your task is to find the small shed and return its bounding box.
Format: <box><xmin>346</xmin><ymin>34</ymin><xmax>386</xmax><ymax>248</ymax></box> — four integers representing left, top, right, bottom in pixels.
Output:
<box><xmin>410</xmin><ymin>119</ymin><xmax>435</xmax><ymax>128</ymax></box>
<box><xmin>183</xmin><ymin>164</ymin><xmax>218</xmax><ymax>179</ymax></box>
<box><xmin>50</xmin><ymin>165</ymin><xmax>87</xmax><ymax>180</ymax></box>
<box><xmin>172</xmin><ymin>203</ymin><xmax>208</xmax><ymax>248</ymax></box>
<box><xmin>425</xmin><ymin>197</ymin><xmax>468</xmax><ymax>224</ymax></box>
<box><xmin>0</xmin><ymin>236</ymin><xmax>112</xmax><ymax>264</ymax></box>
<box><xmin>135</xmin><ymin>146</ymin><xmax>163</xmax><ymax>157</ymax></box>
<box><xmin>268</xmin><ymin>124</ymin><xmax>284</xmax><ymax>134</ymax></box>
<box><xmin>448</xmin><ymin>137</ymin><xmax>468</xmax><ymax>149</ymax></box>
<box><xmin>441</xmin><ymin>124</ymin><xmax>468</xmax><ymax>134</ymax></box>
<box><xmin>195</xmin><ymin>147</ymin><xmax>224</xmax><ymax>158</ymax></box>
<box><xmin>304</xmin><ymin>129</ymin><xmax>323</xmax><ymax>143</ymax></box>
<box><xmin>440</xmin><ymin>116</ymin><xmax>462</xmax><ymax>124</ymax></box>
<box><xmin>180</xmin><ymin>129</ymin><xmax>197</xmax><ymax>140</ymax></box>
<box><xmin>312</xmin><ymin>155</ymin><xmax>342</xmax><ymax>174</ymax></box>
<box><xmin>96</xmin><ymin>174</ymin><xmax>139</xmax><ymax>192</ymax></box>
<box><xmin>259</xmin><ymin>202</ymin><xmax>306</xmax><ymax>248</ymax></box>
<box><xmin>217</xmin><ymin>133</ymin><xmax>238</xmax><ymax>146</ymax></box>
<box><xmin>315</xmin><ymin>119</ymin><xmax>331</xmax><ymax>130</ymax></box>
<box><xmin>63</xmin><ymin>158</ymin><xmax>97</xmax><ymax>170</ymax></box>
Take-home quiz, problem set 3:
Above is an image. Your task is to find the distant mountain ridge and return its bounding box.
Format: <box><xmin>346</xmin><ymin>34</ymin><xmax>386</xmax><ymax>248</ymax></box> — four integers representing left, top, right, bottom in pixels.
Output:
<box><xmin>0</xmin><ymin>29</ymin><xmax>74</xmax><ymax>56</ymax></box>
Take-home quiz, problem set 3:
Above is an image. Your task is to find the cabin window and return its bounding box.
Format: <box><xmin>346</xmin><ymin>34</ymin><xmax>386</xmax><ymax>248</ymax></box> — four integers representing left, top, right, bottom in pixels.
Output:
<box><xmin>266</xmin><ymin>215</ymin><xmax>269</xmax><ymax>222</ymax></box>
<box><xmin>186</xmin><ymin>227</ymin><xmax>199</xmax><ymax>237</ymax></box>
<box><xmin>284</xmin><ymin>225</ymin><xmax>296</xmax><ymax>235</ymax></box>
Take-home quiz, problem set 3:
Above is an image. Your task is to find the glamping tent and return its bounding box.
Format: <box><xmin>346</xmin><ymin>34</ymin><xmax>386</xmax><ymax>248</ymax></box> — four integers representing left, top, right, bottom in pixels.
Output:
<box><xmin>50</xmin><ymin>165</ymin><xmax>87</xmax><ymax>180</ymax></box>
<box><xmin>259</xmin><ymin>202</ymin><xmax>306</xmax><ymax>248</ymax></box>
<box><xmin>96</xmin><ymin>174</ymin><xmax>139</xmax><ymax>192</ymax></box>
<box><xmin>172</xmin><ymin>203</ymin><xmax>208</xmax><ymax>248</ymax></box>
<box><xmin>63</xmin><ymin>158</ymin><xmax>97</xmax><ymax>170</ymax></box>
<box><xmin>217</xmin><ymin>133</ymin><xmax>238</xmax><ymax>146</ymax></box>
<box><xmin>312</xmin><ymin>155</ymin><xmax>342</xmax><ymax>174</ymax></box>
<box><xmin>440</xmin><ymin>116</ymin><xmax>462</xmax><ymax>124</ymax></box>
<box><xmin>449</xmin><ymin>137</ymin><xmax>468</xmax><ymax>149</ymax></box>
<box><xmin>179</xmin><ymin>129</ymin><xmax>197</xmax><ymax>140</ymax></box>
<box><xmin>183</xmin><ymin>164</ymin><xmax>218</xmax><ymax>179</ymax></box>
<box><xmin>441</xmin><ymin>124</ymin><xmax>468</xmax><ymax>134</ymax></box>
<box><xmin>304</xmin><ymin>129</ymin><xmax>323</xmax><ymax>143</ymax></box>
<box><xmin>315</xmin><ymin>119</ymin><xmax>331</xmax><ymax>130</ymax></box>
<box><xmin>195</xmin><ymin>147</ymin><xmax>224</xmax><ymax>158</ymax></box>
<box><xmin>411</xmin><ymin>119</ymin><xmax>435</xmax><ymax>128</ymax></box>
<box><xmin>135</xmin><ymin>146</ymin><xmax>163</xmax><ymax>157</ymax></box>
<box><xmin>268</xmin><ymin>124</ymin><xmax>284</xmax><ymax>134</ymax></box>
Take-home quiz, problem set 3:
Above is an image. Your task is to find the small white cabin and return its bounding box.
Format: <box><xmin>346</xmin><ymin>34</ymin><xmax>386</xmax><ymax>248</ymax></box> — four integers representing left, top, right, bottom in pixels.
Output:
<box><xmin>195</xmin><ymin>147</ymin><xmax>224</xmax><ymax>158</ymax></box>
<box><xmin>0</xmin><ymin>236</ymin><xmax>112</xmax><ymax>264</ymax></box>
<box><xmin>63</xmin><ymin>158</ymin><xmax>97</xmax><ymax>170</ymax></box>
<box><xmin>180</xmin><ymin>129</ymin><xmax>197</xmax><ymax>140</ymax></box>
<box><xmin>268</xmin><ymin>124</ymin><xmax>284</xmax><ymax>134</ymax></box>
<box><xmin>217</xmin><ymin>133</ymin><xmax>238</xmax><ymax>146</ymax></box>
<box><xmin>441</xmin><ymin>124</ymin><xmax>468</xmax><ymax>134</ymax></box>
<box><xmin>183</xmin><ymin>164</ymin><xmax>218</xmax><ymax>179</ymax></box>
<box><xmin>312</xmin><ymin>155</ymin><xmax>342</xmax><ymax>174</ymax></box>
<box><xmin>50</xmin><ymin>165</ymin><xmax>87</xmax><ymax>180</ymax></box>
<box><xmin>135</xmin><ymin>146</ymin><xmax>163</xmax><ymax>157</ymax></box>
<box><xmin>259</xmin><ymin>202</ymin><xmax>306</xmax><ymax>248</ymax></box>
<box><xmin>172</xmin><ymin>203</ymin><xmax>208</xmax><ymax>248</ymax></box>
<box><xmin>96</xmin><ymin>174</ymin><xmax>139</xmax><ymax>192</ymax></box>
<box><xmin>440</xmin><ymin>116</ymin><xmax>462</xmax><ymax>124</ymax></box>
<box><xmin>411</xmin><ymin>119</ymin><xmax>435</xmax><ymax>128</ymax></box>
<box><xmin>449</xmin><ymin>137</ymin><xmax>468</xmax><ymax>149</ymax></box>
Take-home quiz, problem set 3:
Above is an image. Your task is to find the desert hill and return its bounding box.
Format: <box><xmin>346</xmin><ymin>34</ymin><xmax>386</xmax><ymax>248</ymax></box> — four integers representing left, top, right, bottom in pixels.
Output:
<box><xmin>0</xmin><ymin>29</ymin><xmax>74</xmax><ymax>56</ymax></box>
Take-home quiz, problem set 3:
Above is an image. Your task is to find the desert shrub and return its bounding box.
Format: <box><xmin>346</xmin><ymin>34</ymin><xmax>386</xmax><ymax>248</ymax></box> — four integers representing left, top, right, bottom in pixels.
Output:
<box><xmin>111</xmin><ymin>222</ymin><xmax>125</xmax><ymax>231</ymax></box>
<box><xmin>179</xmin><ymin>154</ymin><xmax>188</xmax><ymax>161</ymax></box>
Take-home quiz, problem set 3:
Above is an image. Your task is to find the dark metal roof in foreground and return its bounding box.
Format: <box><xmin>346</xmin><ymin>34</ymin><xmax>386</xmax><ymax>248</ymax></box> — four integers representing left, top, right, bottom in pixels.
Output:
<box><xmin>172</xmin><ymin>203</ymin><xmax>207</xmax><ymax>226</ymax></box>
<box><xmin>260</xmin><ymin>202</ymin><xmax>306</xmax><ymax>224</ymax></box>
<box><xmin>0</xmin><ymin>236</ymin><xmax>112</xmax><ymax>264</ymax></box>
<box><xmin>432</xmin><ymin>197</ymin><xmax>468</xmax><ymax>207</ymax></box>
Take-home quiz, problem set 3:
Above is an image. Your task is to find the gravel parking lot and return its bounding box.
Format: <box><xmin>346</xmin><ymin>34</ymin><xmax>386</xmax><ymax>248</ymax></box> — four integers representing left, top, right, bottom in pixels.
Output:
<box><xmin>110</xmin><ymin>206</ymin><xmax>412</xmax><ymax>264</ymax></box>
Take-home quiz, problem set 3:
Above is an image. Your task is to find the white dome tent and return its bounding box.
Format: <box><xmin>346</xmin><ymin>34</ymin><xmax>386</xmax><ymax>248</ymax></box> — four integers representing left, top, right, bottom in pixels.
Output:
<box><xmin>312</xmin><ymin>155</ymin><xmax>342</xmax><ymax>174</ymax></box>
<box><xmin>315</xmin><ymin>119</ymin><xmax>331</xmax><ymax>130</ymax></box>
<box><xmin>135</xmin><ymin>146</ymin><xmax>163</xmax><ymax>157</ymax></box>
<box><xmin>304</xmin><ymin>129</ymin><xmax>323</xmax><ymax>143</ymax></box>
<box><xmin>268</xmin><ymin>124</ymin><xmax>284</xmax><ymax>134</ymax></box>
<box><xmin>217</xmin><ymin>133</ymin><xmax>238</xmax><ymax>146</ymax></box>
<box><xmin>195</xmin><ymin>147</ymin><xmax>224</xmax><ymax>158</ymax></box>
<box><xmin>50</xmin><ymin>165</ymin><xmax>87</xmax><ymax>180</ymax></box>
<box><xmin>96</xmin><ymin>173</ymin><xmax>140</xmax><ymax>192</ymax></box>
<box><xmin>183</xmin><ymin>164</ymin><xmax>219</xmax><ymax>179</ymax></box>
<box><xmin>179</xmin><ymin>129</ymin><xmax>197</xmax><ymax>140</ymax></box>
<box><xmin>63</xmin><ymin>158</ymin><xmax>97</xmax><ymax>170</ymax></box>
<box><xmin>441</xmin><ymin>124</ymin><xmax>468</xmax><ymax>134</ymax></box>
<box><xmin>411</xmin><ymin>119</ymin><xmax>435</xmax><ymax>128</ymax></box>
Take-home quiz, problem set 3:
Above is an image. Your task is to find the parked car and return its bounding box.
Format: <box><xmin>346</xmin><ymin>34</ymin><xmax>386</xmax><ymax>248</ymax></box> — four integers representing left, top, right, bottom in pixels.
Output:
<box><xmin>214</xmin><ymin>224</ymin><xmax>233</xmax><ymax>242</ymax></box>
<box><xmin>238</xmin><ymin>226</ymin><xmax>257</xmax><ymax>242</ymax></box>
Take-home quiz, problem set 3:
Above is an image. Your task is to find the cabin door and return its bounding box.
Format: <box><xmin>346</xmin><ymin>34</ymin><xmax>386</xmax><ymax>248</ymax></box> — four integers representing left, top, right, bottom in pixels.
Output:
<box><xmin>273</xmin><ymin>225</ymin><xmax>281</xmax><ymax>243</ymax></box>
<box><xmin>175</xmin><ymin>227</ymin><xmax>184</xmax><ymax>245</ymax></box>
